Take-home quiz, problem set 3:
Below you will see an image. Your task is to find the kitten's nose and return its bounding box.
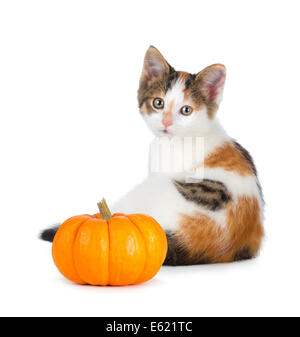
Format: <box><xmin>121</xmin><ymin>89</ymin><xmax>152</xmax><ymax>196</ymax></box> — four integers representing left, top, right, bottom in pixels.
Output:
<box><xmin>162</xmin><ymin>119</ymin><xmax>172</xmax><ymax>128</ymax></box>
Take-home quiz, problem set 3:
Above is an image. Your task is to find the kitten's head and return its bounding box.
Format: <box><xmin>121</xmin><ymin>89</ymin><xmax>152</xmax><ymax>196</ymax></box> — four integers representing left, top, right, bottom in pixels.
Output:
<box><xmin>138</xmin><ymin>46</ymin><xmax>226</xmax><ymax>137</ymax></box>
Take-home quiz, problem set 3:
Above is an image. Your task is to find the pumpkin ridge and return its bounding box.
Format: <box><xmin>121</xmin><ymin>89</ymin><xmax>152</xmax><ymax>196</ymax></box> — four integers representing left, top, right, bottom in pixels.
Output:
<box><xmin>129</xmin><ymin>217</ymin><xmax>148</xmax><ymax>284</ymax></box>
<box><xmin>107</xmin><ymin>217</ymin><xmax>111</xmax><ymax>285</ymax></box>
<box><xmin>107</xmin><ymin>216</ymin><xmax>147</xmax><ymax>285</ymax></box>
<box><xmin>71</xmin><ymin>218</ymin><xmax>90</xmax><ymax>284</ymax></box>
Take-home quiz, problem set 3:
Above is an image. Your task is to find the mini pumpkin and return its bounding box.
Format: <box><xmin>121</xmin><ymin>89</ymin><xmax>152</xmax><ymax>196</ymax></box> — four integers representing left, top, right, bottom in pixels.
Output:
<box><xmin>52</xmin><ymin>198</ymin><xmax>167</xmax><ymax>286</ymax></box>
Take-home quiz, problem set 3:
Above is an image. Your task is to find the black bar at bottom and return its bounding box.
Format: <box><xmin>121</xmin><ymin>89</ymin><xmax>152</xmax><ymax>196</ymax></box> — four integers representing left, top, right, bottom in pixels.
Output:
<box><xmin>0</xmin><ymin>317</ymin><xmax>298</xmax><ymax>336</ymax></box>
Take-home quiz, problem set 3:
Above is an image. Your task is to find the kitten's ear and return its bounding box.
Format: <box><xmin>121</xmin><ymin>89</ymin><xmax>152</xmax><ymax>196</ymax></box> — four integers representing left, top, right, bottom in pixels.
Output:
<box><xmin>140</xmin><ymin>46</ymin><xmax>171</xmax><ymax>84</ymax></box>
<box><xmin>196</xmin><ymin>64</ymin><xmax>226</xmax><ymax>105</ymax></box>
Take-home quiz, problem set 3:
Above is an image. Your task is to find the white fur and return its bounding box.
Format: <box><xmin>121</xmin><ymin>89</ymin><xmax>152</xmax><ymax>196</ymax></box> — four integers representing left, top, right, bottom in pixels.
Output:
<box><xmin>202</xmin><ymin>167</ymin><xmax>261</xmax><ymax>201</ymax></box>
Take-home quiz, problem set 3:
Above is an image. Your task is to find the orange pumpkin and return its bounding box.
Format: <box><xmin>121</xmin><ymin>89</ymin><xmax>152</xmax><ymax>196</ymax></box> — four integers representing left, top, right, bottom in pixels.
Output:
<box><xmin>52</xmin><ymin>198</ymin><xmax>167</xmax><ymax>286</ymax></box>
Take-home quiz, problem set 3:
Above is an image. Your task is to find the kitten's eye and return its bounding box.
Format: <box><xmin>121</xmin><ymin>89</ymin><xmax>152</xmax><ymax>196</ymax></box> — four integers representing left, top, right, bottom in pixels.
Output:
<box><xmin>180</xmin><ymin>105</ymin><xmax>193</xmax><ymax>116</ymax></box>
<box><xmin>153</xmin><ymin>98</ymin><xmax>164</xmax><ymax>109</ymax></box>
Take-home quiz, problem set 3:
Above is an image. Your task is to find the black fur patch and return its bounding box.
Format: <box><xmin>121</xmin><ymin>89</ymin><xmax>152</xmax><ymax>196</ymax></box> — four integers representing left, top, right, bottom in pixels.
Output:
<box><xmin>184</xmin><ymin>73</ymin><xmax>196</xmax><ymax>90</ymax></box>
<box><xmin>173</xmin><ymin>179</ymin><xmax>232</xmax><ymax>211</ymax></box>
<box><xmin>232</xmin><ymin>141</ymin><xmax>257</xmax><ymax>175</ymax></box>
<box><xmin>166</xmin><ymin>70</ymin><xmax>179</xmax><ymax>90</ymax></box>
<box><xmin>234</xmin><ymin>246</ymin><xmax>253</xmax><ymax>261</ymax></box>
<box><xmin>163</xmin><ymin>231</ymin><xmax>210</xmax><ymax>266</ymax></box>
<box><xmin>163</xmin><ymin>231</ymin><xmax>188</xmax><ymax>266</ymax></box>
<box><xmin>232</xmin><ymin>140</ymin><xmax>264</xmax><ymax>201</ymax></box>
<box><xmin>39</xmin><ymin>225</ymin><xmax>60</xmax><ymax>242</ymax></box>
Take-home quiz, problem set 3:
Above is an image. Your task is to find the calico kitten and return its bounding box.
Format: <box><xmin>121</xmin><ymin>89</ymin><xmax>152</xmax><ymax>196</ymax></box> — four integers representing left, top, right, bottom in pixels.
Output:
<box><xmin>113</xmin><ymin>46</ymin><xmax>264</xmax><ymax>265</ymax></box>
<box><xmin>41</xmin><ymin>46</ymin><xmax>264</xmax><ymax>266</ymax></box>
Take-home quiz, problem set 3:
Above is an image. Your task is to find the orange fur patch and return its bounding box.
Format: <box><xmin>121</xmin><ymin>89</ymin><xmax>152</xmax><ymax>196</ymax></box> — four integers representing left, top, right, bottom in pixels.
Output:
<box><xmin>163</xmin><ymin>99</ymin><xmax>174</xmax><ymax>122</ymax></box>
<box><xmin>140</xmin><ymin>104</ymin><xmax>148</xmax><ymax>115</ymax></box>
<box><xmin>226</xmin><ymin>195</ymin><xmax>264</xmax><ymax>258</ymax></box>
<box><xmin>204</xmin><ymin>142</ymin><xmax>254</xmax><ymax>176</ymax></box>
<box><xmin>178</xmin><ymin>212</ymin><xmax>227</xmax><ymax>263</ymax></box>
<box><xmin>178</xmin><ymin>71</ymin><xmax>189</xmax><ymax>82</ymax></box>
<box><xmin>178</xmin><ymin>195</ymin><xmax>264</xmax><ymax>263</ymax></box>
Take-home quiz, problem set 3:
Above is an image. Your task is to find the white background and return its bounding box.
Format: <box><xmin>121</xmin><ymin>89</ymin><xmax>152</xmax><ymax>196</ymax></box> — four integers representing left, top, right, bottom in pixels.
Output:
<box><xmin>0</xmin><ymin>0</ymin><xmax>300</xmax><ymax>317</ymax></box>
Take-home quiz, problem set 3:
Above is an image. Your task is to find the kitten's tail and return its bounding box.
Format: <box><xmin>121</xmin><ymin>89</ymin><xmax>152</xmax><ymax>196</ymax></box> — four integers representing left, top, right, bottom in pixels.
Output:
<box><xmin>39</xmin><ymin>225</ymin><xmax>60</xmax><ymax>242</ymax></box>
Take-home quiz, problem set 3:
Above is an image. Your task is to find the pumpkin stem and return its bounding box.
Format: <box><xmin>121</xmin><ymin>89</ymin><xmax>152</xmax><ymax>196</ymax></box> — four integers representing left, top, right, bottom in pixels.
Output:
<box><xmin>97</xmin><ymin>198</ymin><xmax>112</xmax><ymax>221</ymax></box>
